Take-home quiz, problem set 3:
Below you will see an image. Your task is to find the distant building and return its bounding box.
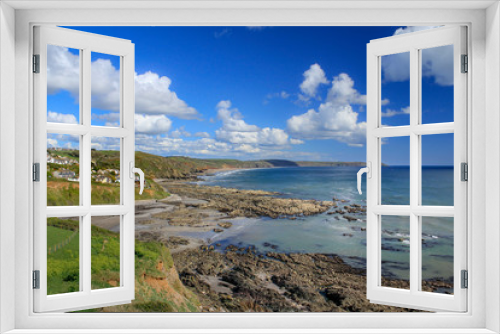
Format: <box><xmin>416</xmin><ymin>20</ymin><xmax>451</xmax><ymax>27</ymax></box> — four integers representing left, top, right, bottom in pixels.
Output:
<box><xmin>53</xmin><ymin>169</ymin><xmax>76</xmax><ymax>179</ymax></box>
<box><xmin>95</xmin><ymin>175</ymin><xmax>113</xmax><ymax>184</ymax></box>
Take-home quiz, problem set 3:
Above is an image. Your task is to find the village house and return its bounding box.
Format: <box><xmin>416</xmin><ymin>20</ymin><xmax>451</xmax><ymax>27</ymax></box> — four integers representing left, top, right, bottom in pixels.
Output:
<box><xmin>52</xmin><ymin>169</ymin><xmax>76</xmax><ymax>179</ymax></box>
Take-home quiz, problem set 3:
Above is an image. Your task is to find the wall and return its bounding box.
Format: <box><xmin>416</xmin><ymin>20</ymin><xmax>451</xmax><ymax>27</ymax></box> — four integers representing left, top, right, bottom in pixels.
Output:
<box><xmin>485</xmin><ymin>2</ymin><xmax>500</xmax><ymax>333</ymax></box>
<box><xmin>0</xmin><ymin>2</ymin><xmax>16</xmax><ymax>333</ymax></box>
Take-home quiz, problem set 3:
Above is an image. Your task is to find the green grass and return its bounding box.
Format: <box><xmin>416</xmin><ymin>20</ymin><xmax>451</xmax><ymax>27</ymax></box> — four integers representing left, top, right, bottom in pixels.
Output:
<box><xmin>48</xmin><ymin>218</ymin><xmax>199</xmax><ymax>313</ymax></box>
<box><xmin>47</xmin><ymin>218</ymin><xmax>80</xmax><ymax>295</ymax></box>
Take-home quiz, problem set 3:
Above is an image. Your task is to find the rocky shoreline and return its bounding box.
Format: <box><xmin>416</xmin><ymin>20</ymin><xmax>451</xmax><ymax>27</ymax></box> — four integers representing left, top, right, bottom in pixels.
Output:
<box><xmin>123</xmin><ymin>179</ymin><xmax>451</xmax><ymax>312</ymax></box>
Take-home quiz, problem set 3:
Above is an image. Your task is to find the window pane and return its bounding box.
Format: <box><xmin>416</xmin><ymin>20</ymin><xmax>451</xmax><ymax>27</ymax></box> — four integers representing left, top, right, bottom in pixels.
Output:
<box><xmin>421</xmin><ymin>217</ymin><xmax>454</xmax><ymax>294</ymax></box>
<box><xmin>381</xmin><ymin>136</ymin><xmax>410</xmax><ymax>205</ymax></box>
<box><xmin>91</xmin><ymin>215</ymin><xmax>121</xmax><ymax>290</ymax></box>
<box><xmin>47</xmin><ymin>217</ymin><xmax>80</xmax><ymax>295</ymax></box>
<box><xmin>47</xmin><ymin>45</ymin><xmax>80</xmax><ymax>125</ymax></box>
<box><xmin>421</xmin><ymin>133</ymin><xmax>454</xmax><ymax>206</ymax></box>
<box><xmin>91</xmin><ymin>136</ymin><xmax>121</xmax><ymax>205</ymax></box>
<box><xmin>381</xmin><ymin>215</ymin><xmax>410</xmax><ymax>290</ymax></box>
<box><xmin>47</xmin><ymin>134</ymin><xmax>80</xmax><ymax>206</ymax></box>
<box><xmin>91</xmin><ymin>52</ymin><xmax>121</xmax><ymax>127</ymax></box>
<box><xmin>380</xmin><ymin>52</ymin><xmax>410</xmax><ymax>126</ymax></box>
<box><xmin>421</xmin><ymin>45</ymin><xmax>454</xmax><ymax>124</ymax></box>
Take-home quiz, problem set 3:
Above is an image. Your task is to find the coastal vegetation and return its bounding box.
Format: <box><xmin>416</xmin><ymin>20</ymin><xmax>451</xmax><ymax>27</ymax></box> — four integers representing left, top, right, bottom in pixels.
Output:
<box><xmin>47</xmin><ymin>217</ymin><xmax>200</xmax><ymax>312</ymax></box>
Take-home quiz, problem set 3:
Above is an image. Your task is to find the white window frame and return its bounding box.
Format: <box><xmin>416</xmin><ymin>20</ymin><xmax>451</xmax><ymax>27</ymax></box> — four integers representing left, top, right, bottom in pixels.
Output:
<box><xmin>33</xmin><ymin>26</ymin><xmax>136</xmax><ymax>312</ymax></box>
<box><xmin>0</xmin><ymin>1</ymin><xmax>499</xmax><ymax>333</ymax></box>
<box><xmin>366</xmin><ymin>26</ymin><xmax>468</xmax><ymax>312</ymax></box>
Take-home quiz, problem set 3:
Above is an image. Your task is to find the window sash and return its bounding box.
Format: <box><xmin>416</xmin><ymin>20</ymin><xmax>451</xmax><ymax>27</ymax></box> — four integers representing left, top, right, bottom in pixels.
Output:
<box><xmin>366</xmin><ymin>26</ymin><xmax>468</xmax><ymax>312</ymax></box>
<box><xmin>33</xmin><ymin>26</ymin><xmax>136</xmax><ymax>313</ymax></box>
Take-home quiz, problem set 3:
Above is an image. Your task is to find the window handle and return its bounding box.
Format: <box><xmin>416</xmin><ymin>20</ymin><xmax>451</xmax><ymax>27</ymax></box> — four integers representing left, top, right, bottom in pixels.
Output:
<box><xmin>357</xmin><ymin>162</ymin><xmax>371</xmax><ymax>195</ymax></box>
<box><xmin>129</xmin><ymin>162</ymin><xmax>145</xmax><ymax>195</ymax></box>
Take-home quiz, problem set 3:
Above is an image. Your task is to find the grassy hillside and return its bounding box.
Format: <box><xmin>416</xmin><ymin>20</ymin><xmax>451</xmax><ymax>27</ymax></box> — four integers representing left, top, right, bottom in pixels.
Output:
<box><xmin>47</xmin><ymin>218</ymin><xmax>200</xmax><ymax>312</ymax></box>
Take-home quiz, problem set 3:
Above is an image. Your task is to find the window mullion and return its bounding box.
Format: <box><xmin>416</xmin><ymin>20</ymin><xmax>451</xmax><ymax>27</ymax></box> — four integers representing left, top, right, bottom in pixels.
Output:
<box><xmin>82</xmin><ymin>47</ymin><xmax>92</xmax><ymax>294</ymax></box>
<box><xmin>409</xmin><ymin>47</ymin><xmax>420</xmax><ymax>294</ymax></box>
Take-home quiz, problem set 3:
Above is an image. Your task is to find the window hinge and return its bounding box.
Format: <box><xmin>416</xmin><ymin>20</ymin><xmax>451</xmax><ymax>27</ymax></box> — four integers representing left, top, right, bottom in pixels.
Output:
<box><xmin>33</xmin><ymin>270</ymin><xmax>40</xmax><ymax>289</ymax></box>
<box><xmin>33</xmin><ymin>163</ymin><xmax>40</xmax><ymax>182</ymax></box>
<box><xmin>461</xmin><ymin>162</ymin><xmax>468</xmax><ymax>182</ymax></box>
<box><xmin>461</xmin><ymin>54</ymin><xmax>468</xmax><ymax>73</ymax></box>
<box><xmin>461</xmin><ymin>270</ymin><xmax>468</xmax><ymax>289</ymax></box>
<box><xmin>33</xmin><ymin>54</ymin><xmax>40</xmax><ymax>73</ymax></box>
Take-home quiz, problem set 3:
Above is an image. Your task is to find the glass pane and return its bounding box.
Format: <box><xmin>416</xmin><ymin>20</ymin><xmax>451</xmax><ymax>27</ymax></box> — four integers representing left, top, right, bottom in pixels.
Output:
<box><xmin>47</xmin><ymin>133</ymin><xmax>80</xmax><ymax>206</ymax></box>
<box><xmin>421</xmin><ymin>133</ymin><xmax>454</xmax><ymax>206</ymax></box>
<box><xmin>381</xmin><ymin>136</ymin><xmax>410</xmax><ymax>205</ymax></box>
<box><xmin>91</xmin><ymin>215</ymin><xmax>121</xmax><ymax>290</ymax></box>
<box><xmin>91</xmin><ymin>136</ymin><xmax>121</xmax><ymax>205</ymax></box>
<box><xmin>47</xmin><ymin>45</ymin><xmax>80</xmax><ymax>125</ymax></box>
<box><xmin>421</xmin><ymin>217</ymin><xmax>454</xmax><ymax>294</ymax></box>
<box><xmin>381</xmin><ymin>52</ymin><xmax>410</xmax><ymax>126</ymax></box>
<box><xmin>91</xmin><ymin>52</ymin><xmax>121</xmax><ymax>127</ymax></box>
<box><xmin>47</xmin><ymin>216</ymin><xmax>80</xmax><ymax>295</ymax></box>
<box><xmin>421</xmin><ymin>45</ymin><xmax>454</xmax><ymax>124</ymax></box>
<box><xmin>381</xmin><ymin>215</ymin><xmax>410</xmax><ymax>289</ymax></box>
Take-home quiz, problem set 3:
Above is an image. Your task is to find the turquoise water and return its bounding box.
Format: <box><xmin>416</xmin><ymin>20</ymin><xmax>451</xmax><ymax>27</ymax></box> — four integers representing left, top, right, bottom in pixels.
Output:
<box><xmin>189</xmin><ymin>166</ymin><xmax>454</xmax><ymax>284</ymax></box>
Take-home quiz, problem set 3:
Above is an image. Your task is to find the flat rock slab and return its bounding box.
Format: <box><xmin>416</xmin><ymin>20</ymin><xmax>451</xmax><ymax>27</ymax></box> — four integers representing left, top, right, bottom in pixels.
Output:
<box><xmin>159</xmin><ymin>194</ymin><xmax>182</xmax><ymax>204</ymax></box>
<box><xmin>182</xmin><ymin>198</ymin><xmax>209</xmax><ymax>207</ymax></box>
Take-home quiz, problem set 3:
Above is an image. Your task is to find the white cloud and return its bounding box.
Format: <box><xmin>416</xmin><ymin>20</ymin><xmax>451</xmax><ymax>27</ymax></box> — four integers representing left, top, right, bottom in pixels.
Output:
<box><xmin>91</xmin><ymin>136</ymin><xmax>120</xmax><ymax>151</ymax></box>
<box><xmin>215</xmin><ymin>100</ymin><xmax>294</xmax><ymax>148</ymax></box>
<box><xmin>287</xmin><ymin>73</ymin><xmax>367</xmax><ymax>147</ymax></box>
<box><xmin>134</xmin><ymin>135</ymin><xmax>319</xmax><ymax>161</ymax></box>
<box><xmin>299</xmin><ymin>63</ymin><xmax>329</xmax><ymax>98</ymax></box>
<box><xmin>214</xmin><ymin>28</ymin><xmax>231</xmax><ymax>38</ymax></box>
<box><xmin>193</xmin><ymin>132</ymin><xmax>210</xmax><ymax>138</ymax></box>
<box><xmin>47</xmin><ymin>138</ymin><xmax>58</xmax><ymax>147</ymax></box>
<box><xmin>135</xmin><ymin>114</ymin><xmax>172</xmax><ymax>135</ymax></box>
<box><xmin>47</xmin><ymin>111</ymin><xmax>78</xmax><ymax>124</ymax></box>
<box><xmin>216</xmin><ymin>100</ymin><xmax>259</xmax><ymax>132</ymax></box>
<box><xmin>393</xmin><ymin>26</ymin><xmax>440</xmax><ymax>36</ymax></box>
<box><xmin>264</xmin><ymin>91</ymin><xmax>291</xmax><ymax>104</ymax></box>
<box><xmin>246</xmin><ymin>26</ymin><xmax>266</xmax><ymax>31</ymax></box>
<box><xmin>381</xmin><ymin>106</ymin><xmax>410</xmax><ymax>118</ymax></box>
<box><xmin>290</xmin><ymin>138</ymin><xmax>304</xmax><ymax>145</ymax></box>
<box><xmin>47</xmin><ymin>45</ymin><xmax>201</xmax><ymax>120</ymax></box>
<box><xmin>327</xmin><ymin>73</ymin><xmax>366</xmax><ymax>106</ymax></box>
<box><xmin>382</xmin><ymin>26</ymin><xmax>452</xmax><ymax>86</ymax></box>
<box><xmin>135</xmin><ymin>71</ymin><xmax>201</xmax><ymax>119</ymax></box>
<box><xmin>46</xmin><ymin>45</ymin><xmax>80</xmax><ymax>97</ymax></box>
<box><xmin>170</xmin><ymin>126</ymin><xmax>191</xmax><ymax>138</ymax></box>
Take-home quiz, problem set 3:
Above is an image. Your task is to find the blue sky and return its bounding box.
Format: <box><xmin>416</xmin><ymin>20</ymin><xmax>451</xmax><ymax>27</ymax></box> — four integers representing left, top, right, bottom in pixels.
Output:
<box><xmin>46</xmin><ymin>26</ymin><xmax>454</xmax><ymax>165</ymax></box>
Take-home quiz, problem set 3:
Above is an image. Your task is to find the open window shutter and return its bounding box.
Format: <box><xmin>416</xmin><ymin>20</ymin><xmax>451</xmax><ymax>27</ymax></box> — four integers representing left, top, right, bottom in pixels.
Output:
<box><xmin>33</xmin><ymin>26</ymin><xmax>135</xmax><ymax>312</ymax></box>
<box><xmin>365</xmin><ymin>26</ymin><xmax>467</xmax><ymax>312</ymax></box>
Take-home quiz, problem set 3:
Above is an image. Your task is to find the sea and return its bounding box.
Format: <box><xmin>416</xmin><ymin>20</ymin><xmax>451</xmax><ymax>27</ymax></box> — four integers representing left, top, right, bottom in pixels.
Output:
<box><xmin>181</xmin><ymin>166</ymin><xmax>455</xmax><ymax>284</ymax></box>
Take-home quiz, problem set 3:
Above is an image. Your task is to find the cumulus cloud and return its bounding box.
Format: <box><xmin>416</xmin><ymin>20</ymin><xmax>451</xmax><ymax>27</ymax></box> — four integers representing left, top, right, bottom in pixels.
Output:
<box><xmin>327</xmin><ymin>73</ymin><xmax>366</xmax><ymax>106</ymax></box>
<box><xmin>214</xmin><ymin>100</ymin><xmax>297</xmax><ymax>149</ymax></box>
<box><xmin>91</xmin><ymin>136</ymin><xmax>120</xmax><ymax>151</ymax></box>
<box><xmin>381</xmin><ymin>106</ymin><xmax>410</xmax><ymax>118</ymax></box>
<box><xmin>135</xmin><ymin>71</ymin><xmax>200</xmax><ymax>119</ymax></box>
<box><xmin>287</xmin><ymin>73</ymin><xmax>367</xmax><ymax>147</ymax></box>
<box><xmin>216</xmin><ymin>100</ymin><xmax>259</xmax><ymax>132</ymax></box>
<box><xmin>47</xmin><ymin>134</ymin><xmax>79</xmax><ymax>149</ymax></box>
<box><xmin>290</xmin><ymin>138</ymin><xmax>304</xmax><ymax>145</ymax></box>
<box><xmin>299</xmin><ymin>64</ymin><xmax>329</xmax><ymax>99</ymax></box>
<box><xmin>47</xmin><ymin>111</ymin><xmax>78</xmax><ymax>124</ymax></box>
<box><xmin>193</xmin><ymin>132</ymin><xmax>210</xmax><ymax>138</ymax></box>
<box><xmin>135</xmin><ymin>114</ymin><xmax>172</xmax><ymax>134</ymax></box>
<box><xmin>47</xmin><ymin>45</ymin><xmax>201</xmax><ymax>120</ymax></box>
<box><xmin>134</xmin><ymin>135</ymin><xmax>319</xmax><ymax>161</ymax></box>
<box><xmin>170</xmin><ymin>126</ymin><xmax>191</xmax><ymax>138</ymax></box>
<box><xmin>382</xmin><ymin>26</ymin><xmax>453</xmax><ymax>86</ymax></box>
